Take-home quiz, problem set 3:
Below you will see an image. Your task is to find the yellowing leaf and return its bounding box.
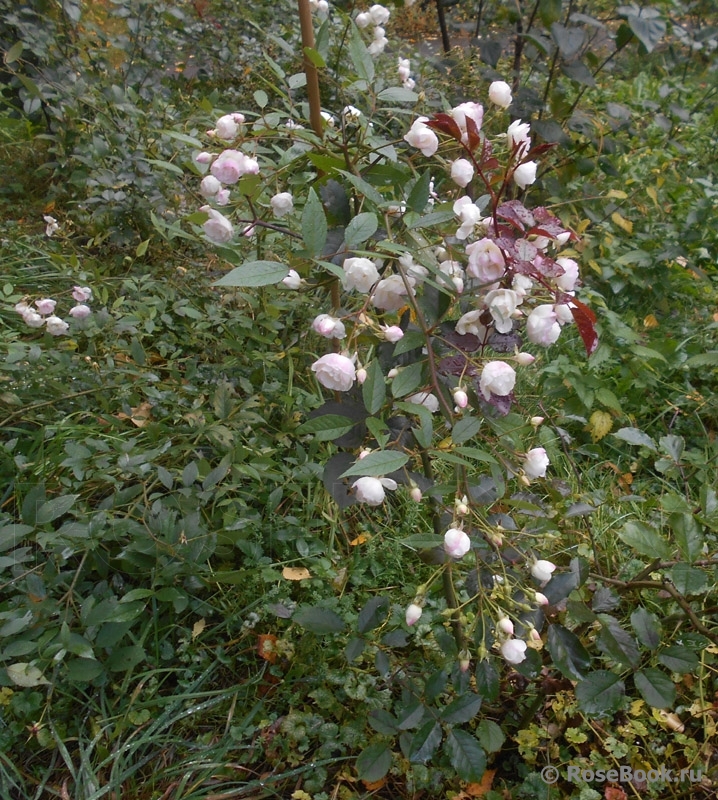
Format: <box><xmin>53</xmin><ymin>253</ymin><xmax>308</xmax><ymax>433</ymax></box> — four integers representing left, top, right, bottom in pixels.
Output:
<box><xmin>115</xmin><ymin>401</ymin><xmax>152</xmax><ymax>427</ymax></box>
<box><xmin>349</xmin><ymin>533</ymin><xmax>369</xmax><ymax>546</ymax></box>
<box><xmin>282</xmin><ymin>567</ymin><xmax>311</xmax><ymax>581</ymax></box>
<box><xmin>606</xmin><ymin>189</ymin><xmax>628</xmax><ymax>200</ymax></box>
<box><xmin>192</xmin><ymin>618</ymin><xmax>206</xmax><ymax>640</ymax></box>
<box><xmin>588</xmin><ymin>259</ymin><xmax>602</xmax><ymax>275</ymax></box>
<box><xmin>611</xmin><ymin>212</ymin><xmax>633</xmax><ymax>234</ymax></box>
<box><xmin>465</xmin><ymin>769</ymin><xmax>496</xmax><ymax>796</ymax></box>
<box><xmin>646</xmin><ymin>186</ymin><xmax>658</xmax><ymax>205</ymax></box>
<box><xmin>7</xmin><ymin>663</ymin><xmax>50</xmax><ymax>687</ymax></box>
<box><xmin>643</xmin><ymin>314</ymin><xmax>659</xmax><ymax>329</ymax></box>
<box><xmin>588</xmin><ymin>410</ymin><xmax>613</xmax><ymax>442</ymax></box>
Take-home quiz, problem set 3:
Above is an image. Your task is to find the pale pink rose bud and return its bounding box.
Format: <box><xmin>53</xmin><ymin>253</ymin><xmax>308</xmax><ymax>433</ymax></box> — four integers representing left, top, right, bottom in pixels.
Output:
<box><xmin>455</xmin><ymin>496</ymin><xmax>469</xmax><ymax>516</ymax></box>
<box><xmin>341</xmin><ymin>257</ymin><xmax>380</xmax><ymax>293</ymax></box>
<box><xmin>369</xmin><ymin>4</ymin><xmax>391</xmax><ymax>24</ymax></box>
<box><xmin>382</xmin><ymin>325</ymin><xmax>404</xmax><ymax>343</ymax></box>
<box><xmin>215</xmin><ymin>189</ymin><xmax>230</xmax><ymax>206</ymax></box>
<box><xmin>530</xmin><ymin>416</ymin><xmax>544</xmax><ymax>428</ymax></box>
<box><xmin>524</xmin><ymin>447</ymin><xmax>550</xmax><ymax>479</ymax></box>
<box><xmin>320</xmin><ymin>111</ymin><xmax>335</xmax><ymax>127</ymax></box>
<box><xmin>529</xmin><ymin>627</ymin><xmax>542</xmax><ymax>643</ymax></box>
<box><xmin>195</xmin><ymin>151</ymin><xmax>213</xmax><ymax>164</ymax></box>
<box><xmin>453</xmin><ymin>388</ymin><xmax>468</xmax><ymax>408</ymax></box>
<box><xmin>397</xmin><ymin>58</ymin><xmax>411</xmax><ymax>82</ymax></box>
<box><xmin>22</xmin><ymin>310</ymin><xmax>45</xmax><ymax>328</ymax></box>
<box><xmin>531</xmin><ymin>558</ymin><xmax>556</xmax><ymax>583</ymax></box>
<box><xmin>555</xmin><ymin>231</ymin><xmax>571</xmax><ymax>246</ymax></box>
<box><xmin>450</xmin><ymin>102</ymin><xmax>484</xmax><ymax>144</ymax></box>
<box><xmin>534</xmin><ymin>591</ymin><xmax>550</xmax><ymax>606</ymax></box>
<box><xmin>459</xmin><ymin>651</ymin><xmax>471</xmax><ymax>672</ymax></box>
<box><xmin>513</xmin><ymin>161</ymin><xmax>538</xmax><ymax>189</ymax></box>
<box><xmin>358</xmin><ymin>448</ymin><xmax>373</xmax><ymax>459</ymax></box>
<box><xmin>403</xmin><ymin>117</ymin><xmax>439</xmax><ymax>157</ymax></box>
<box><xmin>312</xmin><ymin>314</ymin><xmax>345</xmax><ymax>339</ymax></box>
<box><xmin>270</xmin><ymin>191</ymin><xmax>294</xmax><ymax>218</ymax></box>
<box><xmin>355</xmin><ymin>11</ymin><xmax>371</xmax><ymax>28</ymax></box>
<box><xmin>214</xmin><ymin>114</ymin><xmax>241</xmax><ymax>140</ymax></box>
<box><xmin>479</xmin><ymin>361</ymin><xmax>516</xmax><ymax>401</ymax></box>
<box><xmin>387</xmin><ymin>368</ymin><xmax>399</xmax><ymax>379</ymax></box>
<box><xmin>555</xmin><ymin>257</ymin><xmax>579</xmax><ymax>291</ymax></box>
<box><xmin>444</xmin><ymin>527</ymin><xmax>471</xmax><ymax>558</ymax></box>
<box><xmin>405</xmin><ymin>603</ymin><xmax>423</xmax><ymax>626</ymax></box>
<box><xmin>311</xmin><ymin>353</ymin><xmax>356</xmax><ymax>391</ymax></box>
<box><xmin>488</xmin><ymin>80</ymin><xmax>512</xmax><ymax>109</ymax></box>
<box><xmin>497</xmin><ymin>616</ymin><xmax>514</xmax><ymax>635</ymax></box>
<box><xmin>367</xmin><ymin>36</ymin><xmax>388</xmax><ymax>55</ymax></box>
<box><xmin>406</xmin><ymin>392</ymin><xmax>439</xmax><ymax>413</ymax></box>
<box><xmin>515</xmin><ymin>352</ymin><xmax>535</xmax><ymax>366</ymax></box>
<box><xmin>45</xmin><ymin>315</ymin><xmax>69</xmax><ymax>336</ymax></box>
<box><xmin>201</xmin><ymin>206</ymin><xmax>234</xmax><ymax>244</ymax></box>
<box><xmin>282</xmin><ymin>269</ymin><xmax>302</xmax><ymax>290</ymax></box>
<box><xmin>69</xmin><ymin>304</ymin><xmax>91</xmax><ymax>319</ymax></box>
<box><xmin>35</xmin><ymin>298</ymin><xmax>57</xmax><ymax>315</ymax></box>
<box><xmin>200</xmin><ymin>175</ymin><xmax>222</xmax><ymax>198</ymax></box>
<box><xmin>500</xmin><ymin>638</ymin><xmax>527</xmax><ymax>665</ymax></box>
<box><xmin>72</xmin><ymin>286</ymin><xmax>92</xmax><ymax>302</ymax></box>
<box><xmin>14</xmin><ymin>301</ymin><xmax>30</xmax><ymax>314</ymax></box>
<box><xmin>450</xmin><ymin>158</ymin><xmax>474</xmax><ymax>188</ymax></box>
<box><xmin>356</xmin><ymin>367</ymin><xmax>367</xmax><ymax>384</ymax></box>
<box><xmin>410</xmin><ymin>486</ymin><xmax>422</xmax><ymax>502</ymax></box>
<box><xmin>526</xmin><ymin>305</ymin><xmax>560</xmax><ymax>346</ymax></box>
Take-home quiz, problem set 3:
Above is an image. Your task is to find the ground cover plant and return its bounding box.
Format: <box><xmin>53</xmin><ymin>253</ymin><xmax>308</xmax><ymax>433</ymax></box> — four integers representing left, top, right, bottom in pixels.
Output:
<box><xmin>0</xmin><ymin>1</ymin><xmax>716</xmax><ymax>798</ymax></box>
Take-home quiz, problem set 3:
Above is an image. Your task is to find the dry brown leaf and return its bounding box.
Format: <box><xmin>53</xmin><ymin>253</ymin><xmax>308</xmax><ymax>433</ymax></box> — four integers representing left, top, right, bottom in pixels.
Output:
<box><xmin>115</xmin><ymin>401</ymin><xmax>152</xmax><ymax>427</ymax></box>
<box><xmin>191</xmin><ymin>618</ymin><xmax>205</xmax><ymax>640</ymax></box>
<box><xmin>257</xmin><ymin>634</ymin><xmax>278</xmax><ymax>663</ymax></box>
<box><xmin>349</xmin><ymin>533</ymin><xmax>369</xmax><ymax>546</ymax></box>
<box><xmin>282</xmin><ymin>567</ymin><xmax>311</xmax><ymax>581</ymax></box>
<box><xmin>604</xmin><ymin>787</ymin><xmax>627</xmax><ymax>800</ymax></box>
<box><xmin>361</xmin><ymin>778</ymin><xmax>386</xmax><ymax>791</ymax></box>
<box><xmin>466</xmin><ymin>769</ymin><xmax>496</xmax><ymax>796</ymax></box>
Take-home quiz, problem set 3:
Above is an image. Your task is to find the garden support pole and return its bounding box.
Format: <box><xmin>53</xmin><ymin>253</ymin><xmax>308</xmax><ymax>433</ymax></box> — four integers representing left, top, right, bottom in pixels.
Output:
<box><xmin>297</xmin><ymin>0</ymin><xmax>324</xmax><ymax>137</ymax></box>
<box><xmin>434</xmin><ymin>0</ymin><xmax>451</xmax><ymax>53</ymax></box>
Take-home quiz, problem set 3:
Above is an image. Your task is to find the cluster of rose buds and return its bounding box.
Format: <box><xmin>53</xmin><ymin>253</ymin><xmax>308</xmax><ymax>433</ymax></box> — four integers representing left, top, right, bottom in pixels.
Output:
<box><xmin>14</xmin><ymin>286</ymin><xmax>92</xmax><ymax>336</ymax></box>
<box><xmin>355</xmin><ymin>4</ymin><xmax>390</xmax><ymax>55</ymax></box>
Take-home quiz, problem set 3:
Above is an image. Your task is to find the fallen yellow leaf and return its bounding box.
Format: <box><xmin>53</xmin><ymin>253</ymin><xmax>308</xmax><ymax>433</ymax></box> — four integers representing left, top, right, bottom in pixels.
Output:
<box><xmin>282</xmin><ymin>567</ymin><xmax>311</xmax><ymax>581</ymax></box>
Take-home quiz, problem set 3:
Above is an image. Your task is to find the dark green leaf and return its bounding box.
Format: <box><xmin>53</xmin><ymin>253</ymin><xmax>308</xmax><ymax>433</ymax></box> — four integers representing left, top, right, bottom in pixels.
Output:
<box><xmin>613</xmin><ymin>427</ymin><xmax>657</xmax><ymax>450</ymax></box>
<box><xmin>656</xmin><ymin>645</ymin><xmax>699</xmax><ymax>673</ymax></box>
<box><xmin>671</xmin><ymin>512</ymin><xmax>704</xmax><ymax>563</ymax></box>
<box><xmin>670</xmin><ymin>563</ymin><xmax>707</xmax><ymax>595</ymax></box>
<box><xmin>623</xmin><ymin>8</ymin><xmax>666</xmax><ymax>52</ymax></box>
<box><xmin>475</xmin><ymin>660</ymin><xmax>500</xmax><ymax>701</ymax></box>
<box><xmin>444</xmin><ymin>730</ymin><xmax>486</xmax><ymax>782</ymax></box>
<box><xmin>302</xmin><ymin>188</ymin><xmax>327</xmax><ymax>257</ymax></box>
<box><xmin>477</xmin><ymin>719</ymin><xmax>505</xmax><ymax>753</ymax></box>
<box><xmin>344</xmin><ymin>212</ymin><xmax>378</xmax><ymax>249</ymax></box>
<box><xmin>213</xmin><ymin>260</ymin><xmax>289</xmax><ymax>287</ymax></box>
<box><xmin>36</xmin><ymin>495</ymin><xmax>78</xmax><ymax>525</ymax></box>
<box><xmin>406</xmin><ymin>170</ymin><xmax>432</xmax><ymax>213</ymax></box>
<box><xmin>391</xmin><ymin>362</ymin><xmax>425</xmax><ymax>399</ymax></box>
<box><xmin>368</xmin><ymin>709</ymin><xmax>399</xmax><ymax>735</ymax></box>
<box><xmin>65</xmin><ymin>658</ymin><xmax>104</xmax><ymax>683</ymax></box>
<box><xmin>4</xmin><ymin>41</ymin><xmax>23</xmax><ymax>64</ymax></box>
<box><xmin>393</xmin><ymin>329</ymin><xmax>425</xmax><ymax>356</ymax></box>
<box><xmin>356</xmin><ymin>742</ymin><xmax>391</xmax><ymax>782</ymax></box>
<box><xmin>685</xmin><ymin>351</ymin><xmax>718</xmax><ymax>367</ymax></box>
<box><xmin>397</xmin><ymin>700</ymin><xmax>425</xmax><ymax>730</ymax></box>
<box><xmin>630</xmin><ymin>607</ymin><xmax>661</xmax><ymax>650</ymax></box>
<box><xmin>339</xmin><ymin>450</ymin><xmax>409</xmax><ymax>478</ymax></box>
<box><xmin>409</xmin><ymin>721</ymin><xmax>442</xmax><ymax>763</ymax></box>
<box><xmin>546</xmin><ymin>624</ymin><xmax>592</xmax><ymax>681</ymax></box>
<box><xmin>440</xmin><ymin>692</ymin><xmax>482</xmax><ymax>723</ymax></box>
<box><xmin>634</xmin><ymin>668</ymin><xmax>676</xmax><ymax>708</ymax></box>
<box><xmin>575</xmin><ymin>670</ymin><xmax>625</xmax><ymax>715</ymax></box>
<box><xmin>293</xmin><ymin>606</ymin><xmax>345</xmax><ymax>634</ymax></box>
<box><xmin>362</xmin><ymin>360</ymin><xmax>386</xmax><ymax>415</ymax></box>
<box><xmin>451</xmin><ymin>416</ymin><xmax>482</xmax><ymax>445</ymax></box>
<box><xmin>107</xmin><ymin>645</ymin><xmax>146</xmax><ymax>672</ymax></box>
<box><xmin>401</xmin><ymin>533</ymin><xmax>444</xmax><ymax>549</ymax></box>
<box><xmin>344</xmin><ymin>637</ymin><xmax>365</xmax><ymax>662</ymax></box>
<box><xmin>348</xmin><ymin>23</ymin><xmax>374</xmax><ymax>82</ymax></box>
<box><xmin>357</xmin><ymin>596</ymin><xmax>389</xmax><ymax>634</ymax></box>
<box><xmin>618</xmin><ymin>520</ymin><xmax>672</xmax><ymax>559</ymax></box>
<box><xmin>597</xmin><ymin>614</ymin><xmax>640</xmax><ymax>668</ymax></box>
<box><xmin>551</xmin><ymin>23</ymin><xmax>585</xmax><ymax>58</ymax></box>
<box><xmin>0</xmin><ymin>525</ymin><xmax>34</xmax><ymax>553</ymax></box>
<box><xmin>337</xmin><ymin>170</ymin><xmax>384</xmax><ymax>206</ymax></box>
<box><xmin>296</xmin><ymin>414</ymin><xmax>355</xmax><ymax>438</ymax></box>
<box><xmin>377</xmin><ymin>87</ymin><xmax>419</xmax><ymax>103</ymax></box>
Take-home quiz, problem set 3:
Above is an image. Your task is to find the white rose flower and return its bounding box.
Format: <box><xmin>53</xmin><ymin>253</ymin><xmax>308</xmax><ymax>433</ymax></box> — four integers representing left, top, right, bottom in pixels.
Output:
<box><xmin>45</xmin><ymin>315</ymin><xmax>69</xmax><ymax>336</ymax></box>
<box><xmin>200</xmin><ymin>175</ymin><xmax>222</xmax><ymax>198</ymax></box>
<box><xmin>513</xmin><ymin>161</ymin><xmax>538</xmax><ymax>189</ymax></box>
<box><xmin>453</xmin><ymin>196</ymin><xmax>483</xmax><ymax>240</ymax></box>
<box><xmin>450</xmin><ymin>158</ymin><xmax>474</xmax><ymax>187</ymax></box>
<box><xmin>512</xmin><ymin>273</ymin><xmax>533</xmax><ymax>298</ymax></box>
<box><xmin>210</xmin><ymin>149</ymin><xmax>259</xmax><ymax>184</ymax></box>
<box><xmin>455</xmin><ymin>309</ymin><xmax>487</xmax><ymax>339</ymax></box>
<box><xmin>270</xmin><ymin>191</ymin><xmax>294</xmax><ymax>218</ymax></box>
<box><xmin>466</xmin><ymin>237</ymin><xmax>506</xmax><ymax>283</ymax></box>
<box><xmin>484</xmin><ymin>288</ymin><xmax>521</xmax><ymax>333</ymax></box>
<box><xmin>282</xmin><ymin>269</ymin><xmax>302</xmax><ymax>290</ymax></box>
<box><xmin>312</xmin><ymin>314</ymin><xmax>346</xmax><ymax>339</ymax></box>
<box><xmin>444</xmin><ymin>527</ymin><xmax>471</xmax><ymax>558</ymax></box>
<box><xmin>507</xmin><ymin>120</ymin><xmax>531</xmax><ymax>156</ymax></box>
<box><xmin>531</xmin><ymin>558</ymin><xmax>556</xmax><ymax>583</ymax></box>
<box><xmin>213</xmin><ymin>113</ymin><xmax>244</xmax><ymax>140</ymax></box>
<box><xmin>524</xmin><ymin>447</ymin><xmax>550</xmax><ymax>479</ymax></box>
<box><xmin>555</xmin><ymin>257</ymin><xmax>579</xmax><ymax>291</ymax></box>
<box><xmin>201</xmin><ymin>206</ymin><xmax>234</xmax><ymax>244</ymax></box>
<box><xmin>488</xmin><ymin>80</ymin><xmax>512</xmax><ymax>109</ymax></box>
<box><xmin>355</xmin><ymin>11</ymin><xmax>371</xmax><ymax>27</ymax></box>
<box><xmin>406</xmin><ymin>392</ymin><xmax>440</xmax><ymax>413</ymax></box>
<box><xmin>72</xmin><ymin>286</ymin><xmax>92</xmax><ymax>302</ymax></box>
<box><xmin>372</xmin><ymin>274</ymin><xmax>414</xmax><ymax>311</ymax></box>
<box><xmin>369</xmin><ymin>4</ymin><xmax>391</xmax><ymax>25</ymax></box>
<box><xmin>479</xmin><ymin>361</ymin><xmax>516</xmax><ymax>400</ymax></box>
<box><xmin>311</xmin><ymin>353</ymin><xmax>356</xmax><ymax>391</ymax></box>
<box><xmin>500</xmin><ymin>638</ymin><xmax>527</xmax><ymax>665</ymax></box>
<box><xmin>382</xmin><ymin>325</ymin><xmax>404</xmax><ymax>343</ymax></box>
<box><xmin>69</xmin><ymin>304</ymin><xmax>91</xmax><ymax>319</ymax></box>
<box><xmin>22</xmin><ymin>310</ymin><xmax>45</xmax><ymax>328</ymax></box>
<box><xmin>367</xmin><ymin>36</ymin><xmax>388</xmax><ymax>56</ymax></box>
<box><xmin>353</xmin><ymin>475</ymin><xmax>397</xmax><ymax>506</ymax></box>
<box><xmin>450</xmin><ymin>101</ymin><xmax>484</xmax><ymax>144</ymax></box>
<box><xmin>554</xmin><ymin>303</ymin><xmax>575</xmax><ymax>325</ymax></box>
<box><xmin>35</xmin><ymin>298</ymin><xmax>56</xmax><ymax>315</ymax></box>
<box><xmin>342</xmin><ymin>257</ymin><xmax>380</xmax><ymax>293</ymax></box>
<box><xmin>44</xmin><ymin>215</ymin><xmax>59</xmax><ymax>237</ymax></box>
<box><xmin>526</xmin><ymin>305</ymin><xmax>560</xmax><ymax>346</ymax></box>
<box><xmin>404</xmin><ymin>117</ymin><xmax>439</xmax><ymax>157</ymax></box>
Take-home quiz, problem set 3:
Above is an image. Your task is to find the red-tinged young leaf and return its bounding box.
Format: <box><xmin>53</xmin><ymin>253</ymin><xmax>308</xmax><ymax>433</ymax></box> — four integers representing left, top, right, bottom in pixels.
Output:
<box><xmin>426</xmin><ymin>113</ymin><xmax>462</xmax><ymax>142</ymax></box>
<box><xmin>570</xmin><ymin>297</ymin><xmax>599</xmax><ymax>355</ymax></box>
<box><xmin>528</xmin><ymin>142</ymin><xmax>558</xmax><ymax>156</ymax></box>
<box><xmin>533</xmin><ymin>254</ymin><xmax>566</xmax><ymax>278</ymax></box>
<box><xmin>482</xmin><ymin>158</ymin><xmax>500</xmax><ymax>171</ymax></box>
<box><xmin>464</xmin><ymin>115</ymin><xmax>481</xmax><ymax>151</ymax></box>
<box><xmin>497</xmin><ymin>200</ymin><xmax>535</xmax><ymax>231</ymax></box>
<box><xmin>515</xmin><ymin>238</ymin><xmax>539</xmax><ymax>263</ymax></box>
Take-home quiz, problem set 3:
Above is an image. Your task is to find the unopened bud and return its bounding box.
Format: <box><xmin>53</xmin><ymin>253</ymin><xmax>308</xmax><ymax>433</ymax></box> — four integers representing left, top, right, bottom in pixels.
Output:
<box><xmin>358</xmin><ymin>448</ymin><xmax>372</xmax><ymax>459</ymax></box>
<box><xmin>534</xmin><ymin>591</ymin><xmax>549</xmax><ymax>606</ymax></box>
<box><xmin>516</xmin><ymin>352</ymin><xmax>535</xmax><ymax>366</ymax></box>
<box><xmin>387</xmin><ymin>368</ymin><xmax>399</xmax><ymax>379</ymax></box>
<box><xmin>410</xmin><ymin>486</ymin><xmax>422</xmax><ymax>502</ymax></box>
<box><xmin>458</xmin><ymin>650</ymin><xmax>471</xmax><ymax>672</ymax></box>
<box><xmin>455</xmin><ymin>495</ymin><xmax>469</xmax><ymax>516</ymax></box>
<box><xmin>530</xmin><ymin>416</ymin><xmax>545</xmax><ymax>428</ymax></box>
<box><xmin>356</xmin><ymin>367</ymin><xmax>367</xmax><ymax>384</ymax></box>
<box><xmin>453</xmin><ymin>388</ymin><xmax>468</xmax><ymax>409</ymax></box>
<box><xmin>497</xmin><ymin>616</ymin><xmax>514</xmax><ymax>635</ymax></box>
<box><xmin>405</xmin><ymin>603</ymin><xmax>423</xmax><ymax>626</ymax></box>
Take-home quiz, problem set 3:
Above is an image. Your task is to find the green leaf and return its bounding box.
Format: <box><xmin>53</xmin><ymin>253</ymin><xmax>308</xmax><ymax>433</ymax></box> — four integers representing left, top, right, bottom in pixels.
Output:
<box><xmin>454</xmin><ymin>447</ymin><xmax>497</xmax><ymax>464</ymax></box>
<box><xmin>451</xmin><ymin>416</ymin><xmax>481</xmax><ymax>445</ymax></box>
<box><xmin>477</xmin><ymin>719</ymin><xmax>505</xmax><ymax>754</ymax></box>
<box><xmin>613</xmin><ymin>427</ymin><xmax>657</xmax><ymax>450</ymax></box>
<box><xmin>475</xmin><ymin>660</ymin><xmax>499</xmax><ymax>701</ymax></box>
<box><xmin>620</xmin><ymin>6</ymin><xmax>666</xmax><ymax>52</ymax></box>
<box><xmin>670</xmin><ymin>563</ymin><xmax>707</xmax><ymax>595</ymax></box>
<box><xmin>296</xmin><ymin>414</ymin><xmax>355</xmax><ymax>438</ymax></box>
<box><xmin>657</xmin><ymin>645</ymin><xmax>699</xmax><ymax>673</ymax></box>
<box><xmin>356</xmin><ymin>742</ymin><xmax>391</xmax><ymax>782</ymax></box>
<box><xmin>391</xmin><ymin>362</ymin><xmax>424</xmax><ymax>399</ymax></box>
<box><xmin>401</xmin><ymin>533</ymin><xmax>444</xmax><ymax>549</ymax></box>
<box><xmin>670</xmin><ymin>512</ymin><xmax>704</xmax><ymax>563</ymax></box>
<box><xmin>377</xmin><ymin>86</ymin><xmax>419</xmax><ymax>103</ymax></box>
<box><xmin>293</xmin><ymin>606</ymin><xmax>345</xmax><ymax>634</ymax></box>
<box><xmin>0</xmin><ymin>524</ymin><xmax>34</xmax><ymax>553</ymax></box>
<box><xmin>4</xmin><ymin>41</ymin><xmax>24</xmax><ymax>65</ymax></box>
<box><xmin>618</xmin><ymin>520</ymin><xmax>672</xmax><ymax>559</ymax></box>
<box><xmin>253</xmin><ymin>89</ymin><xmax>268</xmax><ymax>108</ymax></box>
<box><xmin>597</xmin><ymin>615</ymin><xmax>640</xmax><ymax>668</ymax></box>
<box><xmin>213</xmin><ymin>260</ymin><xmax>289</xmax><ymax>287</ymax></box>
<box><xmin>301</xmin><ymin>188</ymin><xmax>327</xmax><ymax>257</ymax></box>
<box><xmin>106</xmin><ymin>645</ymin><xmax>146</xmax><ymax>672</ymax></box>
<box><xmin>357</xmin><ymin>596</ymin><xmax>389</xmax><ymax>634</ymax></box>
<box><xmin>444</xmin><ymin>730</ymin><xmax>486</xmax><ymax>782</ymax></box>
<box><xmin>685</xmin><ymin>351</ymin><xmax>718</xmax><ymax>367</ymax></box>
<box><xmin>409</xmin><ymin>721</ymin><xmax>442</xmax><ymax>763</ymax></box>
<box><xmin>337</xmin><ymin>170</ymin><xmax>385</xmax><ymax>207</ymax></box>
<box><xmin>36</xmin><ymin>495</ymin><xmax>78</xmax><ymax>525</ymax></box>
<box><xmin>393</xmin><ymin>329</ymin><xmax>425</xmax><ymax>356</ymax></box>
<box><xmin>348</xmin><ymin>22</ymin><xmax>374</xmax><ymax>82</ymax></box>
<box><xmin>303</xmin><ymin>46</ymin><xmax>326</xmax><ymax>68</ymax></box>
<box><xmin>546</xmin><ymin>624</ymin><xmax>592</xmax><ymax>681</ymax></box>
<box><xmin>397</xmin><ymin>700</ymin><xmax>425</xmax><ymax>730</ymax></box>
<box><xmin>551</xmin><ymin>23</ymin><xmax>585</xmax><ymax>59</ymax></box>
<box><xmin>406</xmin><ymin>170</ymin><xmax>432</xmax><ymax>213</ymax></box>
<box><xmin>575</xmin><ymin>670</ymin><xmax>625</xmax><ymax>716</ymax></box>
<box><xmin>362</xmin><ymin>360</ymin><xmax>386</xmax><ymax>415</ymax></box>
<box><xmin>344</xmin><ymin>637</ymin><xmax>365</xmax><ymax>662</ymax></box>
<box><xmin>538</xmin><ymin>0</ymin><xmax>562</xmax><ymax>26</ymax></box>
<box><xmin>339</xmin><ymin>450</ymin><xmax>409</xmax><ymax>478</ymax></box>
<box><xmin>367</xmin><ymin>709</ymin><xmax>398</xmax><ymax>734</ymax></box>
<box><xmin>7</xmin><ymin>663</ymin><xmax>50</xmax><ymax>687</ymax></box>
<box><xmin>65</xmin><ymin>658</ymin><xmax>104</xmax><ymax>683</ymax></box>
<box><xmin>440</xmin><ymin>693</ymin><xmax>482</xmax><ymax>724</ymax></box>
<box><xmin>630</xmin><ymin>607</ymin><xmax>661</xmax><ymax>650</ymax></box>
<box><xmin>345</xmin><ymin>212</ymin><xmax>378</xmax><ymax>249</ymax></box>
<box><xmin>634</xmin><ymin>668</ymin><xmax>676</xmax><ymax>708</ymax></box>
